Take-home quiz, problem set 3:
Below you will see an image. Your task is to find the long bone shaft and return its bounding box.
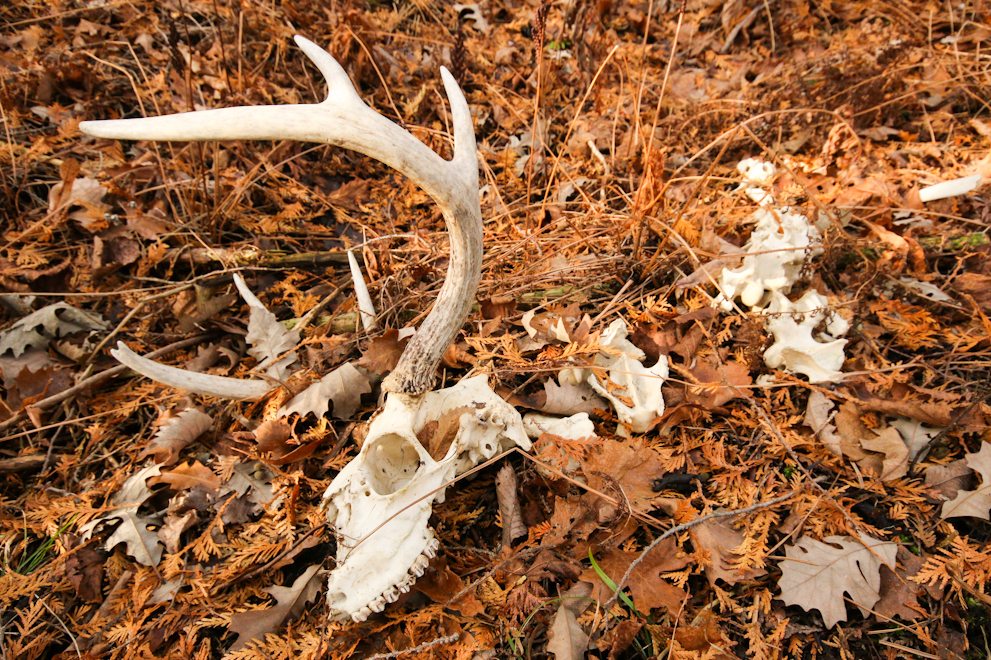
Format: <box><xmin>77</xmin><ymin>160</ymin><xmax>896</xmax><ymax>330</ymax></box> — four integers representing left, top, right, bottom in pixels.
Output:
<box><xmin>81</xmin><ymin>36</ymin><xmax>481</xmax><ymax>395</ymax></box>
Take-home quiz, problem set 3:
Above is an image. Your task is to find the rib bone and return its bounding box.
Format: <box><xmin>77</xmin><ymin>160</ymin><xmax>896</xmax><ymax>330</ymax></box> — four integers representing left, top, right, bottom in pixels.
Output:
<box><xmin>81</xmin><ymin>35</ymin><xmax>482</xmax><ymax>395</ymax></box>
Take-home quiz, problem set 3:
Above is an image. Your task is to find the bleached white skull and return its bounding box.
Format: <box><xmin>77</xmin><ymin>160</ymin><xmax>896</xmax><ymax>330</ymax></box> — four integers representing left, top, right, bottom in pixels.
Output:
<box><xmin>322</xmin><ymin>375</ymin><xmax>530</xmax><ymax>621</ymax></box>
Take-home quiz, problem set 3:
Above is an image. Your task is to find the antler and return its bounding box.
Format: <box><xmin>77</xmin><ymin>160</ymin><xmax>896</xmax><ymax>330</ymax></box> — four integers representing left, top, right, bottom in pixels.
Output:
<box><xmin>82</xmin><ymin>36</ymin><xmax>481</xmax><ymax>396</ymax></box>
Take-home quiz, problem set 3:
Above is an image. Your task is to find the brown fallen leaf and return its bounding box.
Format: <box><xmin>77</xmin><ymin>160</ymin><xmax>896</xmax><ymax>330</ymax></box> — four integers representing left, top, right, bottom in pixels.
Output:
<box><xmin>581</xmin><ymin>438</ymin><xmax>669</xmax><ymax>511</ymax></box>
<box><xmin>874</xmin><ymin>547</ymin><xmax>926</xmax><ymax>621</ymax></box>
<box><xmin>925</xmin><ymin>459</ymin><xmax>973</xmax><ymax>500</ymax></box>
<box><xmin>141</xmin><ymin>408</ymin><xmax>213</xmax><ymax>465</ymax></box>
<box><xmin>777</xmin><ymin>533</ymin><xmax>896</xmax><ymax>628</ymax></box>
<box><xmin>496</xmin><ymin>463</ymin><xmax>527</xmax><ymax>548</ymax></box>
<box><xmin>940</xmin><ymin>443</ymin><xmax>991</xmax><ymax>520</ymax></box>
<box><xmin>860</xmin><ymin>427</ymin><xmax>909</xmax><ymax>481</ymax></box>
<box><xmin>358</xmin><ymin>328</ymin><xmax>409</xmax><ymax>375</ymax></box>
<box><xmin>674</xmin><ymin>609</ymin><xmax>733</xmax><ymax>657</ymax></box>
<box><xmin>684</xmin><ymin>355</ymin><xmax>751</xmax><ymax>410</ymax></box>
<box><xmin>228</xmin><ymin>564</ymin><xmax>322</xmax><ymax>651</ymax></box>
<box><xmin>65</xmin><ymin>541</ymin><xmax>104</xmax><ymax>603</ymax></box>
<box><xmin>546</xmin><ymin>582</ymin><xmax>592</xmax><ymax>660</ymax></box>
<box><xmin>414</xmin><ymin>558</ymin><xmax>485</xmax><ymax>617</ymax></box>
<box><xmin>546</xmin><ymin>600</ymin><xmax>589</xmax><ymax>660</ymax></box>
<box><xmin>583</xmin><ymin>537</ymin><xmax>689</xmax><ymax>615</ymax></box>
<box><xmin>154</xmin><ymin>461</ymin><xmax>220</xmax><ymax>492</ymax></box>
<box><xmin>253</xmin><ymin>419</ymin><xmax>293</xmax><ymax>455</ymax></box>
<box><xmin>690</xmin><ymin>516</ymin><xmax>766</xmax><ymax>585</ymax></box>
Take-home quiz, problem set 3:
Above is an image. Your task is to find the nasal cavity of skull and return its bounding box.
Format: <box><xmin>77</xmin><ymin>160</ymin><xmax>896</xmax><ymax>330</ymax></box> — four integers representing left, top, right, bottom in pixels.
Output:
<box><xmin>366</xmin><ymin>434</ymin><xmax>422</xmax><ymax>495</ymax></box>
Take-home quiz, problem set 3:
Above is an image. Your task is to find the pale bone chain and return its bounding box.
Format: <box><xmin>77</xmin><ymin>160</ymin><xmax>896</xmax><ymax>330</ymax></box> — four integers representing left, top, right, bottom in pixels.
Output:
<box><xmin>80</xmin><ymin>36</ymin><xmax>537</xmax><ymax>623</ymax></box>
<box><xmin>80</xmin><ymin>35</ymin><xmax>482</xmax><ymax>396</ymax></box>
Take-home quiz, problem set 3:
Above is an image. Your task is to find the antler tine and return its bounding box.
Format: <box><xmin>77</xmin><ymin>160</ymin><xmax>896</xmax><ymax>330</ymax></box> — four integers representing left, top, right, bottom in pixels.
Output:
<box><xmin>82</xmin><ymin>36</ymin><xmax>482</xmax><ymax>396</ymax></box>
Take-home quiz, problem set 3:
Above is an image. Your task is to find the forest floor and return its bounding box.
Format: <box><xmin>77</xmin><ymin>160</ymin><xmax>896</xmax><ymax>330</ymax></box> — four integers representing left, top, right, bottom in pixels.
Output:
<box><xmin>1</xmin><ymin>1</ymin><xmax>991</xmax><ymax>658</ymax></box>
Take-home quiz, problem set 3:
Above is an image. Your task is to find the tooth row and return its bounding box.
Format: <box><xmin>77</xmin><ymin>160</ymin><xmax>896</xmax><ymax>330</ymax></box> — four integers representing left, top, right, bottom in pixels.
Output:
<box><xmin>339</xmin><ymin>530</ymin><xmax>442</xmax><ymax>623</ymax></box>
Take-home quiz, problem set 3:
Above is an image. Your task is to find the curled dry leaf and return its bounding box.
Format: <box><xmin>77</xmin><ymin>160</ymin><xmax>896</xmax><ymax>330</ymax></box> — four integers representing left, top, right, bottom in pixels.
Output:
<box><xmin>777</xmin><ymin>533</ymin><xmax>896</xmax><ymax>628</ymax></box>
<box><xmin>925</xmin><ymin>459</ymin><xmax>973</xmax><ymax>500</ymax></box>
<box><xmin>228</xmin><ymin>564</ymin><xmax>322</xmax><ymax>650</ymax></box>
<box><xmin>233</xmin><ymin>273</ymin><xmax>299</xmax><ymax>380</ymax></box>
<box><xmin>153</xmin><ymin>460</ymin><xmax>221</xmax><ymax>492</ymax></box>
<box><xmin>141</xmin><ymin>408</ymin><xmax>213</xmax><ymax>464</ymax></box>
<box><xmin>277</xmin><ymin>361</ymin><xmax>371</xmax><ymax>419</ymax></box>
<box><xmin>690</xmin><ymin>517</ymin><xmax>766</xmax><ymax>585</ymax></box>
<box><xmin>0</xmin><ymin>303</ymin><xmax>107</xmax><ymax>357</ymax></box>
<box><xmin>939</xmin><ymin>442</ymin><xmax>991</xmax><ymax>520</ymax></box>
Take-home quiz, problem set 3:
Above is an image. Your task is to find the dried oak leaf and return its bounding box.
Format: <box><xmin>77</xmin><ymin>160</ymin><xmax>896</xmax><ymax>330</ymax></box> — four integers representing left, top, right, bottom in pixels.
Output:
<box><xmin>925</xmin><ymin>459</ymin><xmax>973</xmax><ymax>500</ymax></box>
<box><xmin>141</xmin><ymin>409</ymin><xmax>213</xmax><ymax>464</ymax></box>
<box><xmin>804</xmin><ymin>390</ymin><xmax>842</xmax><ymax>456</ymax></box>
<box><xmin>777</xmin><ymin>533</ymin><xmax>896</xmax><ymax>628</ymax></box>
<box><xmin>358</xmin><ymin>329</ymin><xmax>408</xmax><ymax>374</ymax></box>
<box><xmin>234</xmin><ymin>274</ymin><xmax>300</xmax><ymax>380</ymax></box>
<box><xmin>0</xmin><ymin>303</ymin><xmax>107</xmax><ymax>357</ymax></box>
<box><xmin>154</xmin><ymin>460</ymin><xmax>220</xmax><ymax>492</ymax></box>
<box><xmin>228</xmin><ymin>564</ymin><xmax>321</xmax><ymax>651</ymax></box>
<box><xmin>582</xmin><ymin>438</ymin><xmax>669</xmax><ymax>511</ymax></box>
<box><xmin>277</xmin><ymin>362</ymin><xmax>371</xmax><ymax>419</ymax></box>
<box><xmin>583</xmin><ymin>538</ymin><xmax>689</xmax><ymax>615</ymax></box>
<box><xmin>79</xmin><ymin>464</ymin><xmax>164</xmax><ymax>567</ymax></box>
<box><xmin>414</xmin><ymin>558</ymin><xmax>485</xmax><ymax>617</ymax></box>
<box><xmin>874</xmin><ymin>547</ymin><xmax>926</xmax><ymax>621</ymax></box>
<box><xmin>684</xmin><ymin>356</ymin><xmax>751</xmax><ymax>410</ymax></box>
<box><xmin>690</xmin><ymin>517</ymin><xmax>766</xmax><ymax>585</ymax></box>
<box><xmin>940</xmin><ymin>443</ymin><xmax>991</xmax><ymax>520</ymax></box>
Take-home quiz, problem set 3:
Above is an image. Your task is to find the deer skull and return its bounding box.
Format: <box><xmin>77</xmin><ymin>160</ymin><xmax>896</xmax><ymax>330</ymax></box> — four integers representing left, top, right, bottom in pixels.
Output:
<box><xmin>322</xmin><ymin>375</ymin><xmax>529</xmax><ymax>621</ymax></box>
<box><xmin>80</xmin><ymin>36</ymin><xmax>531</xmax><ymax>622</ymax></box>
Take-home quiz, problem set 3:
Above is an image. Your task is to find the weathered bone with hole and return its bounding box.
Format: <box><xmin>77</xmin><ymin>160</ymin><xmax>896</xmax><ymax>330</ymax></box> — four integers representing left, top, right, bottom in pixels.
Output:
<box><xmin>81</xmin><ymin>36</ymin><xmax>531</xmax><ymax>621</ymax></box>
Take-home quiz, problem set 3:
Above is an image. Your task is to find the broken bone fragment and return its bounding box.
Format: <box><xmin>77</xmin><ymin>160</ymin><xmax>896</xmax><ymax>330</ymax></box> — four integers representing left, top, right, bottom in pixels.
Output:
<box><xmin>762</xmin><ymin>290</ymin><xmax>848</xmax><ymax>383</ymax></box>
<box><xmin>322</xmin><ymin>375</ymin><xmax>530</xmax><ymax>621</ymax></box>
<box><xmin>560</xmin><ymin>319</ymin><xmax>668</xmax><ymax>435</ymax></box>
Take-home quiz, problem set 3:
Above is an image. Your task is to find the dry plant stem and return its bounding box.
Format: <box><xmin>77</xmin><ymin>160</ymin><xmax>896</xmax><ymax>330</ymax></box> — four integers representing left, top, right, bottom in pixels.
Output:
<box><xmin>0</xmin><ymin>334</ymin><xmax>211</xmax><ymax>437</ymax></box>
<box><xmin>367</xmin><ymin>634</ymin><xmax>461</xmax><ymax>660</ymax></box>
<box><xmin>80</xmin><ymin>36</ymin><xmax>481</xmax><ymax>396</ymax></box>
<box><xmin>604</xmin><ymin>489</ymin><xmax>800</xmax><ymax>610</ymax></box>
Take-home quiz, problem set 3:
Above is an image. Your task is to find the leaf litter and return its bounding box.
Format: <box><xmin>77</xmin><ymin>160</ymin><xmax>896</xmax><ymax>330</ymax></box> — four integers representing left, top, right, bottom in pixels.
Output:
<box><xmin>2</xmin><ymin>1</ymin><xmax>991</xmax><ymax>658</ymax></box>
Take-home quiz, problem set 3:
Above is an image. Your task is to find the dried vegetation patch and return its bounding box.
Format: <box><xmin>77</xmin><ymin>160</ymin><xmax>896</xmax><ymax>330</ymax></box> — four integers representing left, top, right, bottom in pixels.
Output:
<box><xmin>1</xmin><ymin>0</ymin><xmax>990</xmax><ymax>658</ymax></box>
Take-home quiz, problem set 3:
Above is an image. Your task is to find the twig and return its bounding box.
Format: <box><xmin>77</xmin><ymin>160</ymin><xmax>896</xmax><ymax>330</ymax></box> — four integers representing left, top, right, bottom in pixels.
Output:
<box><xmin>605</xmin><ymin>489</ymin><xmax>798</xmax><ymax>609</ymax></box>
<box><xmin>366</xmin><ymin>633</ymin><xmax>460</xmax><ymax>659</ymax></box>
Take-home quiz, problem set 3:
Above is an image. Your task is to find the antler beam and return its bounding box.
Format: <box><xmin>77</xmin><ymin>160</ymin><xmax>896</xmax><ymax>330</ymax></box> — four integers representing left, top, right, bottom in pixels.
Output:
<box><xmin>81</xmin><ymin>36</ymin><xmax>481</xmax><ymax>395</ymax></box>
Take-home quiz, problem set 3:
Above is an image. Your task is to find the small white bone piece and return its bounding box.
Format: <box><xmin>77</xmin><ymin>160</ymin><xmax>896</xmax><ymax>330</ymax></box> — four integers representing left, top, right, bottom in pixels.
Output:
<box><xmin>522</xmin><ymin>412</ymin><xmax>595</xmax><ymax>440</ymax></box>
<box><xmin>322</xmin><ymin>375</ymin><xmax>530</xmax><ymax>621</ymax></box>
<box><xmin>762</xmin><ymin>291</ymin><xmax>847</xmax><ymax>383</ymax></box>
<box><xmin>347</xmin><ymin>250</ymin><xmax>377</xmax><ymax>333</ymax></box>
<box><xmin>918</xmin><ymin>174</ymin><xmax>981</xmax><ymax>202</ymax></box>
<box><xmin>561</xmin><ymin>319</ymin><xmax>667</xmax><ymax>434</ymax></box>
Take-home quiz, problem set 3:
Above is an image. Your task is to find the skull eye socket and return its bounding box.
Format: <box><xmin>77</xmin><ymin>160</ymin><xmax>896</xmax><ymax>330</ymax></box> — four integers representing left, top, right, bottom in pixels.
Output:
<box><xmin>365</xmin><ymin>433</ymin><xmax>423</xmax><ymax>495</ymax></box>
